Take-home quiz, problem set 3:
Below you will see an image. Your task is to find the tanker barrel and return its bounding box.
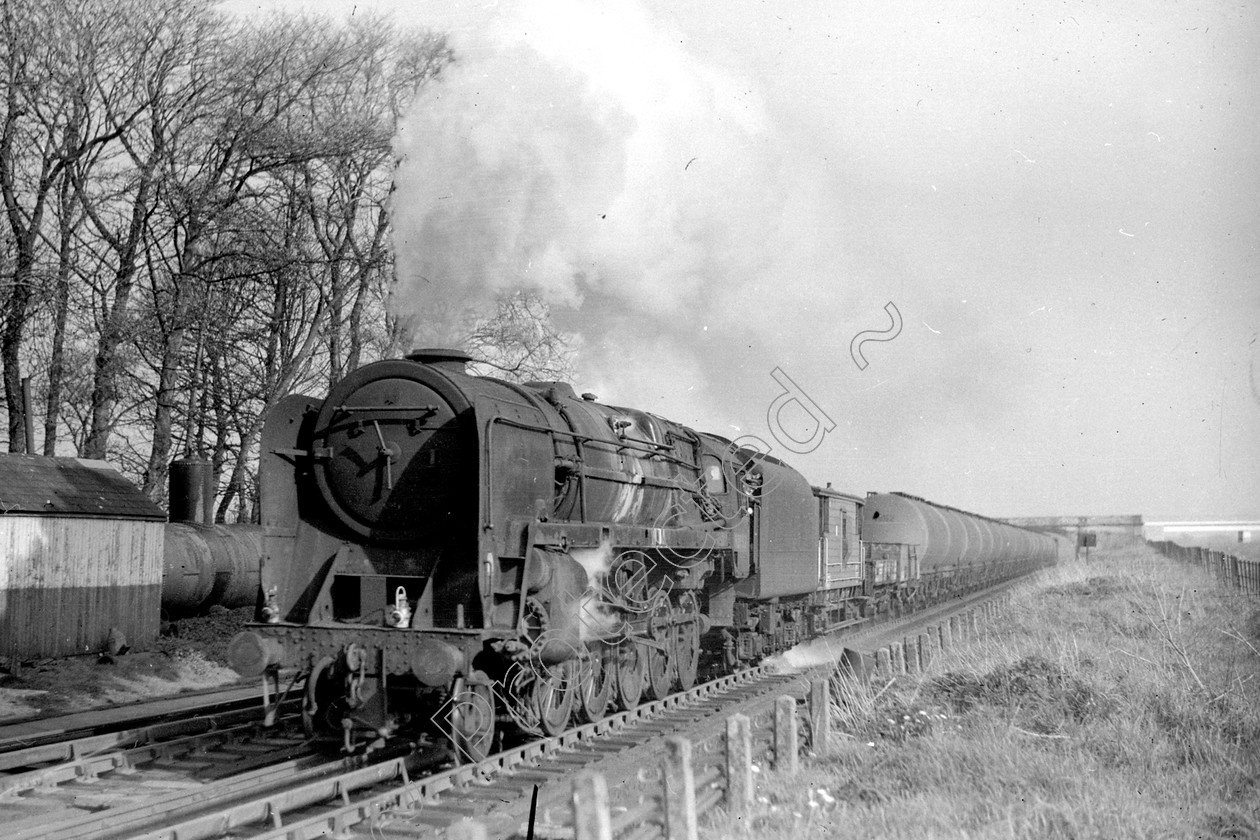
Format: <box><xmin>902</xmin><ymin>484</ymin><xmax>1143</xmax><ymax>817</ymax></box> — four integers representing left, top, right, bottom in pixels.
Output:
<box><xmin>163</xmin><ymin>522</ymin><xmax>262</xmax><ymax>616</ymax></box>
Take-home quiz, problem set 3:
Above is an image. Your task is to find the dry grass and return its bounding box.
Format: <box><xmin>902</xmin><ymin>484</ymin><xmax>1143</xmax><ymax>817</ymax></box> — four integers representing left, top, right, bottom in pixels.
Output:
<box><xmin>704</xmin><ymin>541</ymin><xmax>1260</xmax><ymax>839</ymax></box>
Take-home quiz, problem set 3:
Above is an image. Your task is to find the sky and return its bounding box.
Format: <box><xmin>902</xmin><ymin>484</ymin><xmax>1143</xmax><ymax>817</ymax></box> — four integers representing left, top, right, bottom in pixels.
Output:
<box><xmin>232</xmin><ymin>0</ymin><xmax>1260</xmax><ymax>521</ymax></box>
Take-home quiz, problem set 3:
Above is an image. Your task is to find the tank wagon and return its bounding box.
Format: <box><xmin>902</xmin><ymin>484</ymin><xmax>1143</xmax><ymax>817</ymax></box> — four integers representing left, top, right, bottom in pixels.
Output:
<box><xmin>861</xmin><ymin>491</ymin><xmax>1057</xmax><ymax>610</ymax></box>
<box><xmin>162</xmin><ymin>522</ymin><xmax>262</xmax><ymax>616</ymax></box>
<box><xmin>227</xmin><ymin>350</ymin><xmax>1057</xmax><ymax>757</ymax></box>
<box><xmin>161</xmin><ymin>457</ymin><xmax>261</xmax><ymax>617</ymax></box>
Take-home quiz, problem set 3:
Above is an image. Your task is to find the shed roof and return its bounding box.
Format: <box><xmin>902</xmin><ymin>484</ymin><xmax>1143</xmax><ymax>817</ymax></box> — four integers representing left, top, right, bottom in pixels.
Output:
<box><xmin>0</xmin><ymin>455</ymin><xmax>165</xmax><ymax>520</ymax></box>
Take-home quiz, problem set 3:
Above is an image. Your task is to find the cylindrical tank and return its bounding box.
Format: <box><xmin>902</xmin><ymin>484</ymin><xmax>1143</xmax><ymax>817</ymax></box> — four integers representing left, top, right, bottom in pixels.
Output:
<box><xmin>170</xmin><ymin>457</ymin><xmax>214</xmax><ymax>524</ymax></box>
<box><xmin>162</xmin><ymin>522</ymin><xmax>262</xmax><ymax>616</ymax></box>
<box><xmin>861</xmin><ymin>492</ymin><xmax>1056</xmax><ymax>572</ymax></box>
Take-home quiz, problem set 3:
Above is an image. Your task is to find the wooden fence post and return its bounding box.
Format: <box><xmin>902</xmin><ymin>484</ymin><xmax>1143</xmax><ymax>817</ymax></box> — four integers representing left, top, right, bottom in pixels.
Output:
<box><xmin>572</xmin><ymin>772</ymin><xmax>613</xmax><ymax>840</ymax></box>
<box><xmin>662</xmin><ymin>737</ymin><xmax>698</xmax><ymax>840</ymax></box>
<box><xmin>774</xmin><ymin>696</ymin><xmax>798</xmax><ymax>773</ymax></box>
<box><xmin>725</xmin><ymin>714</ymin><xmax>753</xmax><ymax>817</ymax></box>
<box><xmin>809</xmin><ymin>679</ymin><xmax>830</xmax><ymax>758</ymax></box>
<box><xmin>904</xmin><ymin>637</ymin><xmax>919</xmax><ymax>674</ymax></box>
<box><xmin>874</xmin><ymin>647</ymin><xmax>891</xmax><ymax>680</ymax></box>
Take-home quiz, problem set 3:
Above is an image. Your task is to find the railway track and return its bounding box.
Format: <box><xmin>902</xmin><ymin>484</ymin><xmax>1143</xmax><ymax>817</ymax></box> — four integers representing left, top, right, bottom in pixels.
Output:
<box><xmin>0</xmin><ymin>578</ymin><xmax>1029</xmax><ymax>839</ymax></box>
<box><xmin>97</xmin><ymin>664</ymin><xmax>801</xmax><ymax>840</ymax></box>
<box><xmin>1</xmin><ymin>704</ymin><xmax>287</xmax><ymax>796</ymax></box>
<box><xmin>0</xmin><ymin>665</ymin><xmax>808</xmax><ymax>839</ymax></box>
<box><xmin>0</xmin><ymin>683</ymin><xmax>264</xmax><ymax>756</ymax></box>
<box><xmin>0</xmin><ymin>692</ymin><xmax>315</xmax><ymax>840</ymax></box>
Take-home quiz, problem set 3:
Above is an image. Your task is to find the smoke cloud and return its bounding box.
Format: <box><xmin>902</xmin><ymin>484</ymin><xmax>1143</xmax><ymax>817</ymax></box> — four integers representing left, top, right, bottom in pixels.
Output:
<box><xmin>387</xmin><ymin>0</ymin><xmax>1260</xmax><ymax>520</ymax></box>
<box><xmin>391</xmin><ymin>0</ymin><xmax>826</xmax><ymax>422</ymax></box>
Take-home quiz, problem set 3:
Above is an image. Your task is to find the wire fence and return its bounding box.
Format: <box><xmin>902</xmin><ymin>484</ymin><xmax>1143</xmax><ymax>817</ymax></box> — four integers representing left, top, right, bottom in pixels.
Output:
<box><xmin>1148</xmin><ymin>540</ymin><xmax>1260</xmax><ymax>595</ymax></box>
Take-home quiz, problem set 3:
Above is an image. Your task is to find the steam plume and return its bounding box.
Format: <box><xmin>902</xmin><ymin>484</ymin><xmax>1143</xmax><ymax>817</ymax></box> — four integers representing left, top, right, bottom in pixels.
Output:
<box><xmin>391</xmin><ymin>0</ymin><xmax>804</xmax><ymax>422</ymax></box>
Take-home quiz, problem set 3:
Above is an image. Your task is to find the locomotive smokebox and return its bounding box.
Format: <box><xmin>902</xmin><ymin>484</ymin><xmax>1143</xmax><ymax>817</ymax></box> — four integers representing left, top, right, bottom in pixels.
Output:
<box><xmin>405</xmin><ymin>348</ymin><xmax>473</xmax><ymax>373</ymax></box>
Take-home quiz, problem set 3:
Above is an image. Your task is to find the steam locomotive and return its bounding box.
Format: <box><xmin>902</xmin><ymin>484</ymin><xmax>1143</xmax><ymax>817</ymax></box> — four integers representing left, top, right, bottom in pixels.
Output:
<box><xmin>227</xmin><ymin>349</ymin><xmax>1057</xmax><ymax>756</ymax></box>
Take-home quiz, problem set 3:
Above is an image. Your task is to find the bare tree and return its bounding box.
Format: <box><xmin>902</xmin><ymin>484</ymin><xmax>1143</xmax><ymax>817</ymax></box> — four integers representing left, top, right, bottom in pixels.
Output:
<box><xmin>134</xmin><ymin>12</ymin><xmax>375</xmax><ymax>496</ymax></box>
<box><xmin>201</xmin><ymin>17</ymin><xmax>450</xmax><ymax>519</ymax></box>
<box><xmin>463</xmin><ymin>290</ymin><xmax>579</xmax><ymax>383</ymax></box>
<box><xmin>0</xmin><ymin>0</ymin><xmax>115</xmax><ymax>451</ymax></box>
<box><xmin>72</xmin><ymin>1</ymin><xmax>227</xmax><ymax>460</ymax></box>
<box><xmin>0</xmin><ymin>3</ymin><xmax>525</xmax><ymax>522</ymax></box>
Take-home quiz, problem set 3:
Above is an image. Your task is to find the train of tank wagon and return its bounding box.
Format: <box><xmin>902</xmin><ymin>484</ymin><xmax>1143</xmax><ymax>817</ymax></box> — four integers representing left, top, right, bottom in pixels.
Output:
<box><xmin>225</xmin><ymin>349</ymin><xmax>1059</xmax><ymax>757</ymax></box>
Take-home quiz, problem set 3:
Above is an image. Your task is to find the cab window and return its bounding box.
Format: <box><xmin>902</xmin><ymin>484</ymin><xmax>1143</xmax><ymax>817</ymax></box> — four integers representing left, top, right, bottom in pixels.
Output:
<box><xmin>701</xmin><ymin>455</ymin><xmax>726</xmax><ymax>494</ymax></box>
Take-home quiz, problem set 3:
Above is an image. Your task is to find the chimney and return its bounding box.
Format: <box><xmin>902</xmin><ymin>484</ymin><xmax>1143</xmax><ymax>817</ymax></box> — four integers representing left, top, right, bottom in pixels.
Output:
<box><xmin>405</xmin><ymin>348</ymin><xmax>474</xmax><ymax>374</ymax></box>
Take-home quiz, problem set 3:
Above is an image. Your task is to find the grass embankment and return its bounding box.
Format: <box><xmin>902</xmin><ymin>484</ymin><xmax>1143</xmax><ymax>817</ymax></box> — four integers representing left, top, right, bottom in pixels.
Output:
<box><xmin>706</xmin><ymin>542</ymin><xmax>1260</xmax><ymax>839</ymax></box>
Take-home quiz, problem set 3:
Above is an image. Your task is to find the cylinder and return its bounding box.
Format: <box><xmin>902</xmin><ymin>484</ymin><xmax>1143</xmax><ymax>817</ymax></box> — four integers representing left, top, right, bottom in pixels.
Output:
<box><xmin>170</xmin><ymin>457</ymin><xmax>214</xmax><ymax>524</ymax></box>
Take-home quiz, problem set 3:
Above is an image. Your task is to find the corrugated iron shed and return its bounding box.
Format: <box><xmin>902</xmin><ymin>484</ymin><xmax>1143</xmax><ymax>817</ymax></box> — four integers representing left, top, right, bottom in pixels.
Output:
<box><xmin>1</xmin><ymin>456</ymin><xmax>165</xmax><ymax>660</ymax></box>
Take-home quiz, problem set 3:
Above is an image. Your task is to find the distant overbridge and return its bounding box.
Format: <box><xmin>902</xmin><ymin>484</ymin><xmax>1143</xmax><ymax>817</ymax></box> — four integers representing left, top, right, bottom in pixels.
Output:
<box><xmin>1145</xmin><ymin>521</ymin><xmax>1258</xmax><ymax>543</ymax></box>
<box><xmin>1002</xmin><ymin>515</ymin><xmax>1143</xmax><ymax>538</ymax></box>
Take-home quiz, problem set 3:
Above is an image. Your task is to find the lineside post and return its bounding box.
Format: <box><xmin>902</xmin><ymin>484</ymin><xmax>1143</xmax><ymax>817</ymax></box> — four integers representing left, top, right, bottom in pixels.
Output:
<box><xmin>904</xmin><ymin>637</ymin><xmax>919</xmax><ymax>674</ymax></box>
<box><xmin>662</xmin><ymin>736</ymin><xmax>698</xmax><ymax>840</ymax></box>
<box><xmin>809</xmin><ymin>679</ymin><xmax>831</xmax><ymax>758</ymax></box>
<box><xmin>725</xmin><ymin>714</ymin><xmax>753</xmax><ymax>817</ymax></box>
<box><xmin>572</xmin><ymin>771</ymin><xmax>614</xmax><ymax>840</ymax></box>
<box><xmin>774</xmin><ymin>696</ymin><xmax>799</xmax><ymax>773</ymax></box>
<box><xmin>874</xmin><ymin>647</ymin><xmax>892</xmax><ymax>680</ymax></box>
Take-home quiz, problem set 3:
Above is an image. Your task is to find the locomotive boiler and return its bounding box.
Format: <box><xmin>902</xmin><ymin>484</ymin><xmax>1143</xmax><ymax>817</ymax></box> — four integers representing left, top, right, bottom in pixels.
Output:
<box><xmin>227</xmin><ymin>349</ymin><xmax>1057</xmax><ymax>758</ymax></box>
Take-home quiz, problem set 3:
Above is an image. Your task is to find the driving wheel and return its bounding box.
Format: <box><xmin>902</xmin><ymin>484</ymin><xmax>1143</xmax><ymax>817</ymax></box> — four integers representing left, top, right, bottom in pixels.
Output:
<box><xmin>577</xmin><ymin>643</ymin><xmax>614</xmax><ymax>723</ymax></box>
<box><xmin>613</xmin><ymin>636</ymin><xmax>645</xmax><ymax>710</ymax></box>
<box><xmin>672</xmin><ymin>592</ymin><xmax>701</xmax><ymax>691</ymax></box>
<box><xmin>643</xmin><ymin>596</ymin><xmax>674</xmax><ymax>701</ymax></box>
<box><xmin>532</xmin><ymin>660</ymin><xmax>576</xmax><ymax>736</ymax></box>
